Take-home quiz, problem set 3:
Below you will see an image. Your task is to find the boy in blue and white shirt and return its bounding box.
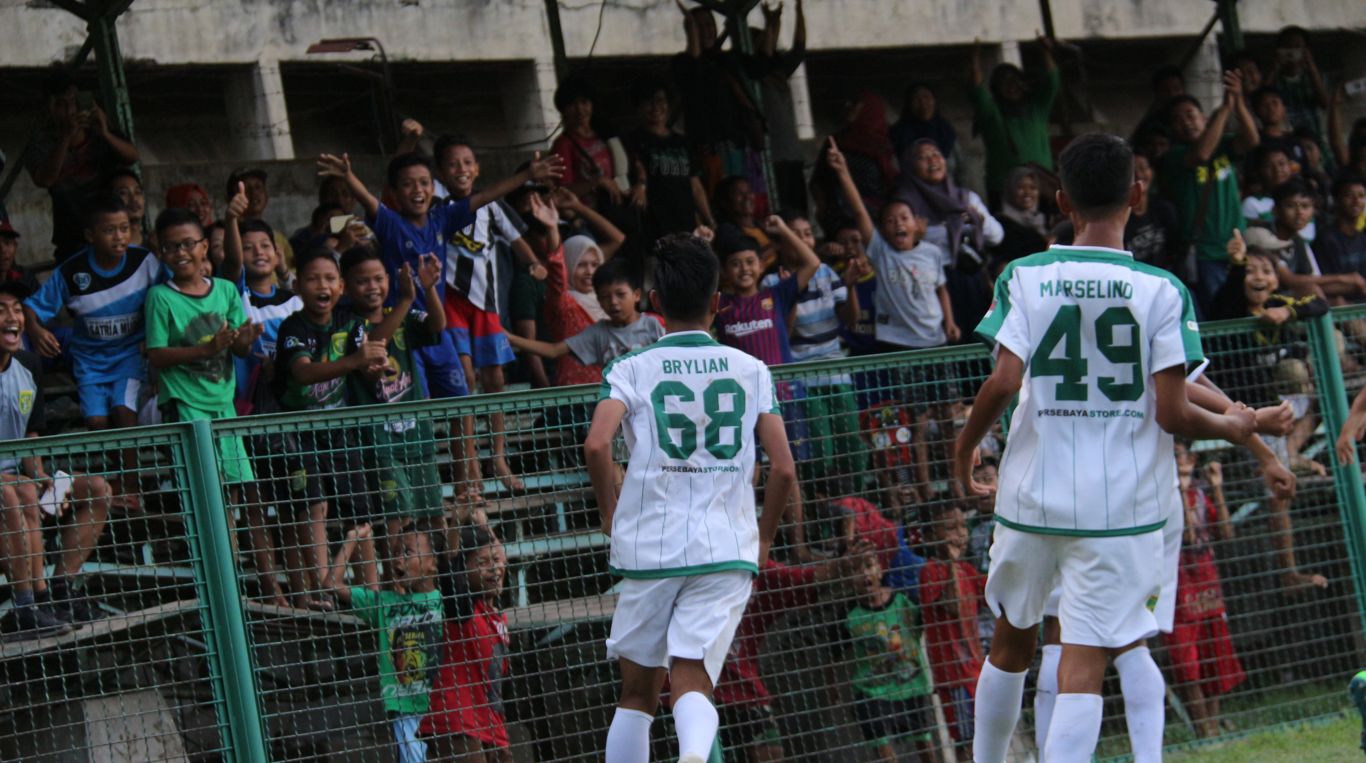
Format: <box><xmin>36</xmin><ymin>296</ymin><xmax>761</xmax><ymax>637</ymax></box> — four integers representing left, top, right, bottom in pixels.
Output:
<box><xmin>25</xmin><ymin>194</ymin><xmax>163</xmax><ymax>504</ymax></box>
<box><xmin>585</xmin><ymin>233</ymin><xmax>795</xmax><ymax>763</ymax></box>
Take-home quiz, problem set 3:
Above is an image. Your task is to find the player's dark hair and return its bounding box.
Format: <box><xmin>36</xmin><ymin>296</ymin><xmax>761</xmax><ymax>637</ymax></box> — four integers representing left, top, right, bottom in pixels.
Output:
<box><xmin>240</xmin><ymin>218</ymin><xmax>275</xmax><ymax>240</ymax></box>
<box><xmin>652</xmin><ymin>233</ymin><xmax>719</xmax><ymax>322</ymax></box>
<box><xmin>153</xmin><ymin>207</ymin><xmax>204</xmax><ymax>239</ymax></box>
<box><xmin>433</xmin><ymin>134</ymin><xmax>476</xmax><ymax>166</ymax></box>
<box><xmin>1272</xmin><ymin>177</ymin><xmax>1313</xmax><ymax>205</ymax></box>
<box><xmin>1150</xmin><ymin>65</ymin><xmax>1184</xmax><ymax>93</ymax></box>
<box><xmin>296</xmin><ymin>247</ymin><xmax>340</xmax><ymax>275</ymax></box>
<box><xmin>591</xmin><ymin>257</ymin><xmax>641</xmax><ymax>292</ymax></box>
<box><xmin>339</xmin><ymin>245</ymin><xmax>383</xmax><ymax>278</ymax></box>
<box><xmin>1057</xmin><ymin>133</ymin><xmax>1135</xmax><ymax>219</ymax></box>
<box><xmin>386</xmin><ymin>151</ymin><xmax>435</xmax><ymax>190</ymax></box>
<box><xmin>84</xmin><ymin>193</ymin><xmax>129</xmax><ymax>229</ymax></box>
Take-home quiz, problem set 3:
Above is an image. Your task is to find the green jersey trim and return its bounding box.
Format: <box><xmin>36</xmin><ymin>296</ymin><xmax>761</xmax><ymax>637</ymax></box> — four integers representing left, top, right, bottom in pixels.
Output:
<box><xmin>610</xmin><ymin>560</ymin><xmax>759</xmax><ymax>579</ymax></box>
<box><xmin>995</xmin><ymin>514</ymin><xmax>1167</xmax><ymax>537</ymax></box>
<box><xmin>599</xmin><ymin>330</ymin><xmax>722</xmax><ymax>400</ymax></box>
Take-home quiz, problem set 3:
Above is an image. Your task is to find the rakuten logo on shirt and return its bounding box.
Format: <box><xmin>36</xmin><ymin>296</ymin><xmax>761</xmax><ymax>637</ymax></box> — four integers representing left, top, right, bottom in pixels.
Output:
<box><xmin>724</xmin><ymin>318</ymin><xmax>774</xmax><ymax>338</ymax></box>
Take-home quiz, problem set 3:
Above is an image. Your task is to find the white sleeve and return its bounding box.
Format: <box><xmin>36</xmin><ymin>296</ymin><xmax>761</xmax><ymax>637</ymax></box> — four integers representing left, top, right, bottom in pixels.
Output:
<box><xmin>1147</xmin><ymin>281</ymin><xmax>1203</xmax><ymax>375</ymax></box>
<box><xmin>755</xmin><ymin>362</ymin><xmax>779</xmax><ymax>415</ymax></box>
<box><xmin>489</xmin><ymin>201</ymin><xmax>524</xmax><ymax>243</ymax></box>
<box><xmin>600</xmin><ymin>356</ymin><xmax>635</xmax><ymax>409</ymax></box>
<box><xmin>970</xmin><ymin>191</ymin><xmax>1005</xmax><ymax>246</ymax></box>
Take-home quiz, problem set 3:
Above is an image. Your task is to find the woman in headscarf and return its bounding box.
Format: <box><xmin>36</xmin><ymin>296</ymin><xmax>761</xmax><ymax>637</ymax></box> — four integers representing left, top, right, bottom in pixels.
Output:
<box><xmin>891</xmin><ymin>82</ymin><xmax>964</xmax><ymax>183</ymax></box>
<box><xmin>993</xmin><ymin>166</ymin><xmax>1050</xmax><ymax>270</ymax></box>
<box><xmin>544</xmin><ymin>234</ymin><xmax>610</xmax><ymax>386</ymax></box>
<box><xmin>812</xmin><ymin>91</ymin><xmax>898</xmax><ymax>236</ymax></box>
<box><xmin>895</xmin><ymin>139</ymin><xmax>1003</xmax><ymax>334</ymax></box>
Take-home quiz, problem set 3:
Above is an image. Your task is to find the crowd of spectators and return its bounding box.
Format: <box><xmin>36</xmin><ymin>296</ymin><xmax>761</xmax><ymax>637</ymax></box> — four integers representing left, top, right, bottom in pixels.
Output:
<box><xmin>0</xmin><ymin>7</ymin><xmax>1363</xmax><ymax>760</ymax></box>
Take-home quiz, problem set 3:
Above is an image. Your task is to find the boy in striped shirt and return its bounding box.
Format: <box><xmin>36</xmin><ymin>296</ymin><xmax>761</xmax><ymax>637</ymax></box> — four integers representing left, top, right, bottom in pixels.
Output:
<box><xmin>585</xmin><ymin>233</ymin><xmax>796</xmax><ymax>763</ymax></box>
<box><xmin>953</xmin><ymin>134</ymin><xmax>1255</xmax><ymax>763</ymax></box>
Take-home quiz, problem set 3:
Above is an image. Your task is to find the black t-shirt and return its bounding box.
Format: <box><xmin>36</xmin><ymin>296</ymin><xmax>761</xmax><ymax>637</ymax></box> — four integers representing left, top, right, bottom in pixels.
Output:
<box><xmin>274</xmin><ymin>308</ymin><xmax>360</xmax><ymax>411</ymax></box>
<box><xmin>671</xmin><ymin>51</ymin><xmax>755</xmax><ymax>149</ymax></box>
<box><xmin>1125</xmin><ymin>198</ymin><xmax>1182</xmax><ymax>270</ymax></box>
<box><xmin>624</xmin><ymin>128</ymin><xmax>699</xmax><ymax>236</ymax></box>
<box><xmin>24</xmin><ymin>126</ymin><xmax>126</xmax><ymax>260</ymax></box>
<box><xmin>1316</xmin><ymin>225</ymin><xmax>1366</xmax><ymax>279</ymax></box>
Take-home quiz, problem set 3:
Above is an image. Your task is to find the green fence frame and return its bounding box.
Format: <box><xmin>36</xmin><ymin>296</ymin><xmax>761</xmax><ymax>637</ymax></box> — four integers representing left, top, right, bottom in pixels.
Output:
<box><xmin>3</xmin><ymin>309</ymin><xmax>1365</xmax><ymax>760</ymax></box>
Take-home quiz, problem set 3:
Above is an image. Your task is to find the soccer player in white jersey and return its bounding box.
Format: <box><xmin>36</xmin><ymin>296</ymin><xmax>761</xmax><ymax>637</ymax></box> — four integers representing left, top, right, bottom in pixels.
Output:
<box><xmin>953</xmin><ymin>134</ymin><xmax>1256</xmax><ymax>763</ymax></box>
<box><xmin>585</xmin><ymin>233</ymin><xmax>795</xmax><ymax>763</ymax></box>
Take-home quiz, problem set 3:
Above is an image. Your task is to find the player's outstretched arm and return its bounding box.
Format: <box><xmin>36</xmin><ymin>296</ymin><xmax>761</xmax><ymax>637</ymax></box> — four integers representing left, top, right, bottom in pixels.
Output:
<box><xmin>756</xmin><ymin>412</ymin><xmax>797</xmax><ymax>567</ymax></box>
<box><xmin>585</xmin><ymin>399</ymin><xmax>628</xmax><ymax>535</ymax></box>
<box><xmin>1154</xmin><ymin>366</ymin><xmax>1256</xmax><ymax>443</ymax></box>
<box><xmin>954</xmin><ymin>348</ymin><xmax>1025</xmax><ymax>495</ymax></box>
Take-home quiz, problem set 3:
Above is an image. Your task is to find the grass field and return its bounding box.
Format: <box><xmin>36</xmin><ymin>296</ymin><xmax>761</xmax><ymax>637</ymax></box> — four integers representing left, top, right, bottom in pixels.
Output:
<box><xmin>1167</xmin><ymin>713</ymin><xmax>1362</xmax><ymax>762</ymax></box>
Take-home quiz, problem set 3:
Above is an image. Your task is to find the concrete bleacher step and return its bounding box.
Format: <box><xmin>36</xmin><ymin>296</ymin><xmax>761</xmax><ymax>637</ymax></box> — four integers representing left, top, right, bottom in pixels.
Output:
<box><xmin>503</xmin><ymin>530</ymin><xmax>608</xmax><ymax>561</ymax></box>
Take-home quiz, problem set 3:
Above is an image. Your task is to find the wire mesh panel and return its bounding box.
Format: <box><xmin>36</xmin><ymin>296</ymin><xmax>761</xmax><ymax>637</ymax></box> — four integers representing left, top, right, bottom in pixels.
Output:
<box><xmin>0</xmin><ymin>425</ymin><xmax>234</xmax><ymax>762</ymax></box>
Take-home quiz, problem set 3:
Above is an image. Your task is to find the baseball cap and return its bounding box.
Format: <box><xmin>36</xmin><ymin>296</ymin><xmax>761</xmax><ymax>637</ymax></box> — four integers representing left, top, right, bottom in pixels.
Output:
<box><xmin>1242</xmin><ymin>225</ymin><xmax>1292</xmax><ymax>255</ymax></box>
<box><xmin>0</xmin><ymin>220</ymin><xmax>19</xmax><ymax>238</ymax></box>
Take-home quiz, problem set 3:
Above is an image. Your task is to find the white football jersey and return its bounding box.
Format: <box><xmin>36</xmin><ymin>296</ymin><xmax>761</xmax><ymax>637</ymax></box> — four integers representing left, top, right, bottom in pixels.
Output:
<box><xmin>600</xmin><ymin>330</ymin><xmax>779</xmax><ymax>577</ymax></box>
<box><xmin>976</xmin><ymin>245</ymin><xmax>1205</xmax><ymax>536</ymax></box>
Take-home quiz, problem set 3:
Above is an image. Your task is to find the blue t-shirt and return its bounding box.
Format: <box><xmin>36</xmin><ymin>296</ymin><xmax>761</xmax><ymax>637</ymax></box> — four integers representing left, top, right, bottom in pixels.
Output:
<box><xmin>761</xmin><ymin>263</ymin><xmax>848</xmax><ymax>363</ymax></box>
<box><xmin>26</xmin><ymin>245</ymin><xmax>165</xmax><ymax>384</ymax></box>
<box><xmin>368</xmin><ymin>199</ymin><xmax>474</xmax><ymax>314</ymax></box>
<box><xmin>885</xmin><ymin>525</ymin><xmax>926</xmax><ymax>604</ymax></box>
<box><xmin>234</xmin><ymin>275</ymin><xmax>303</xmax><ymax>404</ymax></box>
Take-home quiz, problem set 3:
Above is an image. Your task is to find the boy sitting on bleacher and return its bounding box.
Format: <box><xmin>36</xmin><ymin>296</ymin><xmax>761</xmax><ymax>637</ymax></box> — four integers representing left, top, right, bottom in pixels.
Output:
<box><xmin>0</xmin><ymin>281</ymin><xmax>113</xmax><ymax>639</ymax></box>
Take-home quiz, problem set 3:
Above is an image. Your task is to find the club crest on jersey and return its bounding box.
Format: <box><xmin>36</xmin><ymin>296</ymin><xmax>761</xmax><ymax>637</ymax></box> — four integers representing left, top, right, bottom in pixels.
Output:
<box><xmin>74</xmin><ymin>272</ymin><xmax>92</xmax><ymax>292</ymax></box>
<box><xmin>17</xmin><ymin>390</ymin><xmax>33</xmax><ymax>416</ymax></box>
<box><xmin>761</xmin><ymin>298</ymin><xmax>773</xmax><ymax>311</ymax></box>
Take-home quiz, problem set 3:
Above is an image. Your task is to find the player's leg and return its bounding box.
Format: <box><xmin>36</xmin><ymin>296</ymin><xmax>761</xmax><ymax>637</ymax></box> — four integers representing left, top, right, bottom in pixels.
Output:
<box><xmin>975</xmin><ymin>526</ymin><xmax>1054</xmax><ymax>763</ymax></box>
<box><xmin>1035</xmin><ymin>610</ymin><xmax>1062</xmax><ymax>755</ymax></box>
<box><xmin>669</xmin><ymin>571</ymin><xmax>752</xmax><ymax>763</ymax></box>
<box><xmin>1112</xmin><ymin>641</ymin><xmax>1166</xmax><ymax>760</ymax></box>
<box><xmin>48</xmin><ymin>474</ymin><xmax>112</xmax><ymax>620</ymax></box>
<box><xmin>110</xmin><ymin>397</ymin><xmax>142</xmax><ymax>509</ymax></box>
<box><xmin>479</xmin><ymin>363</ymin><xmax>523</xmax><ymax>493</ymax></box>
<box><xmin>606</xmin><ymin>577</ymin><xmax>678</xmax><ymax>763</ymax></box>
<box><xmin>457</xmin><ymin>352</ymin><xmax>484</xmax><ymax>497</ymax></box>
<box><xmin>609</xmin><ymin>658</ymin><xmax>666</xmax><ymax>763</ymax></box>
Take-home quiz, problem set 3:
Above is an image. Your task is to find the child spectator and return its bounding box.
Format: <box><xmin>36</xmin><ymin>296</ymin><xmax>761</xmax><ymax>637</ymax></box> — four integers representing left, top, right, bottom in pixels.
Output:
<box><xmin>1210</xmin><ymin>230</ymin><xmax>1327</xmax><ymax>324</ymax></box>
<box><xmin>713</xmin><ymin>215</ymin><xmax>820</xmax><ymax>365</ymax></box>
<box><xmin>551</xmin><ymin>74</ymin><xmax>624</xmax><ymax>212</ymax></box>
<box><xmin>968</xmin><ymin>34</ymin><xmax>1062</xmax><ymax>204</ymax></box>
<box><xmin>1167</xmin><ymin>444</ymin><xmax>1245</xmax><ymax>738</ymax></box>
<box><xmin>1159</xmin><ymin>71</ymin><xmax>1258</xmax><ymax>309</ymax></box>
<box><xmin>225</xmin><ymin>167</ymin><xmax>295</xmax><ymax>281</ymax></box>
<box><xmin>0</xmin><ymin>281</ymin><xmax>113</xmax><ymax>638</ymax></box>
<box><xmin>623</xmin><ymin>77</ymin><xmax>715</xmax><ymax>240</ymax></box>
<box><xmin>1239</xmin><ymin>145</ymin><xmax>1296</xmax><ymax>225</ymax></box>
<box><xmin>24</xmin><ymin>69</ymin><xmax>139</xmax><ymax>262</ymax></box>
<box><xmin>761</xmin><ymin>211</ymin><xmax>869</xmax><ymax>486</ymax></box>
<box><xmin>339</xmin><ymin>246</ymin><xmax>448</xmax><ymax>543</ymax></box>
<box><xmin>0</xmin><ymin>221</ymin><xmax>38</xmax><ymax>293</ymax></box>
<box><xmin>422</xmin><ymin>523</ymin><xmax>513</xmax><ymax>761</ymax></box>
<box><xmin>509</xmin><ymin>256</ymin><xmax>663</xmax><ymax>369</ymax></box>
<box><xmin>106</xmin><ymin>168</ymin><xmax>148</xmax><ymax>248</ymax></box>
<box><xmin>714</xmin><ymin>176</ymin><xmax>777</xmax><ymax>270</ymax></box>
<box><xmin>843</xmin><ymin>553</ymin><xmax>943</xmax><ymax>763</ymax></box>
<box><xmin>586</xmin><ymin>233</ymin><xmax>794</xmax><ymax>763</ymax></box>
<box><xmin>165</xmin><ymin>182</ymin><xmax>214</xmax><ymax>230</ymax></box>
<box><xmin>712</xmin><ymin>547</ymin><xmax>865</xmax><ymax>762</ymax></box>
<box><xmin>830</xmin><ymin>139</ymin><xmax>962</xmax><ymax>499</ymax></box>
<box><xmin>1125</xmin><ymin>154</ymin><xmax>1183</xmax><ymax>271</ymax></box>
<box><xmin>1314</xmin><ymin>176</ymin><xmax>1366</xmax><ymax>296</ymax></box>
<box><xmin>826</xmin><ymin>227</ymin><xmax>878</xmax><ymax>356</ymax></box>
<box><xmin>329</xmin><ymin>524</ymin><xmax>444</xmax><ymax>763</ymax></box>
<box><xmin>24</xmin><ymin>194</ymin><xmax>159</xmax><ymax>506</ymax></box>
<box><xmin>918</xmin><ymin>506</ymin><xmax>985</xmax><ymax>749</ymax></box>
<box><xmin>1267</xmin><ymin>26</ymin><xmax>1330</xmax><ymax>141</ymax></box>
<box><xmin>1250</xmin><ymin>88</ymin><xmax>1309</xmax><ymax>170</ymax></box>
<box><xmin>144</xmin><ymin>208</ymin><xmax>278</xmax><ymax>597</ymax></box>
<box><xmin>1261</xmin><ymin>179</ymin><xmax>1366</xmax><ymax>300</ymax></box>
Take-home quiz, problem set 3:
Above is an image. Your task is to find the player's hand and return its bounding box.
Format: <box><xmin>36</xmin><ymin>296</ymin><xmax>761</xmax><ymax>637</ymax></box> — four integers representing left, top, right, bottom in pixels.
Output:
<box><xmin>1281</xmin><ymin>569</ymin><xmax>1328</xmax><ymax>592</ymax></box>
<box><xmin>757</xmin><ymin>539</ymin><xmax>772</xmax><ymax>568</ymax></box>
<box><xmin>226</xmin><ymin>182</ymin><xmax>249</xmax><ymax>221</ymax></box>
<box><xmin>944</xmin><ymin>320</ymin><xmax>962</xmax><ymax>343</ymax></box>
<box><xmin>317</xmin><ymin>152</ymin><xmax>353</xmax><ymax>179</ymax></box>
<box><xmin>954</xmin><ymin>445</ymin><xmax>992</xmax><ymax>497</ymax></box>
<box><xmin>1261</xmin><ymin>457</ymin><xmax>1297</xmax><ymax>501</ymax></box>
<box><xmin>1254</xmin><ymin>400</ymin><xmax>1295</xmax><ymax>437</ymax></box>
<box><xmin>417</xmin><ymin>253</ymin><xmax>442</xmax><ymax>291</ymax></box>
<box><xmin>1224</xmin><ymin>402</ymin><xmax>1257</xmax><ymax>443</ymax></box>
<box><xmin>527</xmin><ymin>150</ymin><xmax>566</xmax><ymax>185</ymax></box>
<box><xmin>29</xmin><ymin>324</ymin><xmax>62</xmax><ymax>358</ymax></box>
<box><xmin>1260</xmin><ymin>306</ymin><xmax>1292</xmax><ymax>325</ymax></box>
<box><xmin>824</xmin><ymin>137</ymin><xmax>849</xmax><ymax>175</ymax></box>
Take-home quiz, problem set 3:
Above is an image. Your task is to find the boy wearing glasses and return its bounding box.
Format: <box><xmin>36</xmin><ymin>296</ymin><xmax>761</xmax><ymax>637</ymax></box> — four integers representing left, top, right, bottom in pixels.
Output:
<box><xmin>24</xmin><ymin>193</ymin><xmax>162</xmax><ymax>506</ymax></box>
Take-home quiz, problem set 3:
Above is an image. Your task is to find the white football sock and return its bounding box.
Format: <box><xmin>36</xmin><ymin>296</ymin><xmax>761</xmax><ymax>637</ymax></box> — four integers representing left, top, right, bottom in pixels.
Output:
<box><xmin>1115</xmin><ymin>646</ymin><xmax>1166</xmax><ymax>763</ymax></box>
<box><xmin>672</xmin><ymin>691</ymin><xmax>719</xmax><ymax>762</ymax></box>
<box><xmin>605</xmin><ymin>707</ymin><xmax>653</xmax><ymax>763</ymax></box>
<box><xmin>973</xmin><ymin>660</ymin><xmax>1028</xmax><ymax>763</ymax></box>
<box><xmin>1043</xmin><ymin>693</ymin><xmax>1103</xmax><ymax>763</ymax></box>
<box><xmin>1034</xmin><ymin>644</ymin><xmax>1062</xmax><ymax>756</ymax></box>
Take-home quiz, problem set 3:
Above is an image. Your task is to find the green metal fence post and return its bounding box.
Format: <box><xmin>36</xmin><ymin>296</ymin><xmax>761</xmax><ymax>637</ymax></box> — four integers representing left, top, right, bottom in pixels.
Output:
<box><xmin>181</xmin><ymin>419</ymin><xmax>269</xmax><ymax>763</ymax></box>
<box><xmin>1307</xmin><ymin>312</ymin><xmax>1366</xmax><ymax>634</ymax></box>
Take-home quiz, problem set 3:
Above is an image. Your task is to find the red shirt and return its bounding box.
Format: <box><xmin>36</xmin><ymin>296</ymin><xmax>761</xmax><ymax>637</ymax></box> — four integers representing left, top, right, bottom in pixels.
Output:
<box><xmin>713</xmin><ymin>561</ymin><xmax>822</xmax><ymax>708</ymax></box>
<box><xmin>1176</xmin><ymin>486</ymin><xmax>1227</xmax><ymax>623</ymax></box>
<box><xmin>543</xmin><ymin>245</ymin><xmax>601</xmax><ymax>386</ymax></box>
<box><xmin>552</xmin><ymin>132</ymin><xmax>615</xmax><ymax>207</ymax></box>
<box><xmin>830</xmin><ymin>497</ymin><xmax>899</xmax><ymax>573</ymax></box>
<box><xmin>420</xmin><ymin>600</ymin><xmax>511</xmax><ymax>746</ymax></box>
<box><xmin>919</xmin><ymin>558</ymin><xmax>985</xmax><ymax>690</ymax></box>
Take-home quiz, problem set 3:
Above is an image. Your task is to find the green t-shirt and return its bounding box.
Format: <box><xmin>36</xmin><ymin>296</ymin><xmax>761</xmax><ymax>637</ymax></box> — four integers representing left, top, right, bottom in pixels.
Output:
<box><xmin>144</xmin><ymin>278</ymin><xmax>244</xmax><ymax>411</ymax></box>
<box><xmin>844</xmin><ymin>591</ymin><xmax>931</xmax><ymax>700</ymax></box>
<box><xmin>345</xmin><ymin>308</ymin><xmax>439</xmax><ymax>457</ymax></box>
<box><xmin>276</xmin><ymin>309</ymin><xmax>362</xmax><ymax>411</ymax></box>
<box><xmin>971</xmin><ymin>67</ymin><xmax>1061</xmax><ymax>195</ymax></box>
<box><xmin>349</xmin><ymin>587</ymin><xmax>444</xmax><ymax>715</ymax></box>
<box><xmin>1160</xmin><ymin>138</ymin><xmax>1247</xmax><ymax>262</ymax></box>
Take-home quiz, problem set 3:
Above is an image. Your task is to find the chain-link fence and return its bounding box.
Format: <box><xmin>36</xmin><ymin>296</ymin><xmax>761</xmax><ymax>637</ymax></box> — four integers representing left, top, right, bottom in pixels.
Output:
<box><xmin>3</xmin><ymin>312</ymin><xmax>1363</xmax><ymax>762</ymax></box>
